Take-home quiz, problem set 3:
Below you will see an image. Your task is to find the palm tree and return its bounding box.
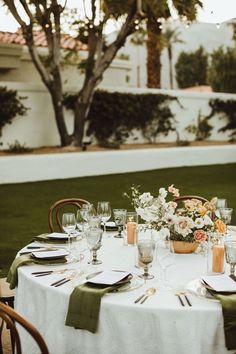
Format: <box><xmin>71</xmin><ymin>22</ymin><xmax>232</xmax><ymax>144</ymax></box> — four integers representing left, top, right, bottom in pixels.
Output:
<box><xmin>162</xmin><ymin>27</ymin><xmax>184</xmax><ymax>89</ymax></box>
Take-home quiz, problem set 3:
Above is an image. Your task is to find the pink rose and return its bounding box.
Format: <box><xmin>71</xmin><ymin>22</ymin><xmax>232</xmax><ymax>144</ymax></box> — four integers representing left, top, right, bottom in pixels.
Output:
<box><xmin>194</xmin><ymin>229</ymin><xmax>207</xmax><ymax>243</ymax></box>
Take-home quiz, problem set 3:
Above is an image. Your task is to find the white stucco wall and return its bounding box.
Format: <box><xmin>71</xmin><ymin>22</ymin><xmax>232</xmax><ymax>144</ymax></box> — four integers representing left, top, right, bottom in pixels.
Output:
<box><xmin>0</xmin><ymin>145</ymin><xmax>235</xmax><ymax>184</ymax></box>
<box><xmin>1</xmin><ymin>84</ymin><xmax>235</xmax><ymax>149</ymax></box>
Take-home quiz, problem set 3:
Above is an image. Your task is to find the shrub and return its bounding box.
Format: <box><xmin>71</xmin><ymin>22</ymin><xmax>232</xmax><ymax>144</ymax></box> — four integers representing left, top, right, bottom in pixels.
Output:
<box><xmin>175</xmin><ymin>46</ymin><xmax>208</xmax><ymax>88</ymax></box>
<box><xmin>208</xmin><ymin>47</ymin><xmax>236</xmax><ymax>93</ymax></box>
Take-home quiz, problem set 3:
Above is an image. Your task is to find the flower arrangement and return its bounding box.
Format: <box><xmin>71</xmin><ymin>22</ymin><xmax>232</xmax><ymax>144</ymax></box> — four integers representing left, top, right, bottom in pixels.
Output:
<box><xmin>128</xmin><ymin>184</ymin><xmax>226</xmax><ymax>244</ymax></box>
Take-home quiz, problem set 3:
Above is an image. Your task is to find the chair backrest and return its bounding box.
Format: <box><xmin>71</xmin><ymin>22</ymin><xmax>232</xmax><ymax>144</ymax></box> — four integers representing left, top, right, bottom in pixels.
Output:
<box><xmin>48</xmin><ymin>198</ymin><xmax>91</xmax><ymax>232</ymax></box>
<box><xmin>0</xmin><ymin>302</ymin><xmax>49</xmax><ymax>354</ymax></box>
<box><xmin>174</xmin><ymin>195</ymin><xmax>208</xmax><ymax>203</ymax></box>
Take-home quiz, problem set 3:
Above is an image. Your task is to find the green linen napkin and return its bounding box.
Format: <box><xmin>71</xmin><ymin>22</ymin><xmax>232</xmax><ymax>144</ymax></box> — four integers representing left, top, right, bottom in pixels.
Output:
<box><xmin>65</xmin><ymin>282</ymin><xmax>123</xmax><ymax>333</ymax></box>
<box><xmin>216</xmin><ymin>293</ymin><xmax>236</xmax><ymax>350</ymax></box>
<box><xmin>32</xmin><ymin>233</ymin><xmax>69</xmax><ymax>244</ymax></box>
<box><xmin>7</xmin><ymin>254</ymin><xmax>67</xmax><ymax>290</ymax></box>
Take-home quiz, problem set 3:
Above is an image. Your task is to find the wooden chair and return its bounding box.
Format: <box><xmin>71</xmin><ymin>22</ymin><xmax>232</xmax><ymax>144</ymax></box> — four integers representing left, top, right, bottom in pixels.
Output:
<box><xmin>174</xmin><ymin>195</ymin><xmax>208</xmax><ymax>203</ymax></box>
<box><xmin>0</xmin><ymin>301</ymin><xmax>49</xmax><ymax>354</ymax></box>
<box><xmin>48</xmin><ymin>198</ymin><xmax>91</xmax><ymax>232</ymax></box>
<box><xmin>0</xmin><ymin>278</ymin><xmax>15</xmax><ymax>354</ymax></box>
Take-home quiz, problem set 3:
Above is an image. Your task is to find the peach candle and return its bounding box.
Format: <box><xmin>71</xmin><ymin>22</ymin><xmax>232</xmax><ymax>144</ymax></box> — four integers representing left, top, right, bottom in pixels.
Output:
<box><xmin>127</xmin><ymin>221</ymin><xmax>137</xmax><ymax>245</ymax></box>
<box><xmin>212</xmin><ymin>244</ymin><xmax>225</xmax><ymax>273</ymax></box>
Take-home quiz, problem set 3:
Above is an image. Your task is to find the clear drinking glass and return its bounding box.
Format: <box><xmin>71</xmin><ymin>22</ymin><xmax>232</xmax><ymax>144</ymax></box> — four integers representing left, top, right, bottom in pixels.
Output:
<box><xmin>62</xmin><ymin>213</ymin><xmax>76</xmax><ymax>257</ymax></box>
<box><xmin>113</xmin><ymin>209</ymin><xmax>127</xmax><ymax>238</ymax></box>
<box><xmin>97</xmin><ymin>201</ymin><xmax>111</xmax><ymax>234</ymax></box>
<box><xmin>80</xmin><ymin>204</ymin><xmax>95</xmax><ymax>225</ymax></box>
<box><xmin>86</xmin><ymin>228</ymin><xmax>103</xmax><ymax>265</ymax></box>
<box><xmin>156</xmin><ymin>238</ymin><xmax>175</xmax><ymax>289</ymax></box>
<box><xmin>225</xmin><ymin>240</ymin><xmax>236</xmax><ymax>278</ymax></box>
<box><xmin>215</xmin><ymin>198</ymin><xmax>227</xmax><ymax>217</ymax></box>
<box><xmin>219</xmin><ymin>208</ymin><xmax>233</xmax><ymax>226</ymax></box>
<box><xmin>137</xmin><ymin>240</ymin><xmax>154</xmax><ymax>280</ymax></box>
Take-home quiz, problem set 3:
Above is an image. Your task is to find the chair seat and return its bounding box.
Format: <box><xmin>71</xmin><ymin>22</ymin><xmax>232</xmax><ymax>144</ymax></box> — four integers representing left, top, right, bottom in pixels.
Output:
<box><xmin>0</xmin><ymin>278</ymin><xmax>14</xmax><ymax>300</ymax></box>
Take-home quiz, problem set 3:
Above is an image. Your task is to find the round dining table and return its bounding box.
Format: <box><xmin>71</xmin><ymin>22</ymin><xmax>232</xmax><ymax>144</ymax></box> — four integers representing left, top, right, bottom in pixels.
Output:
<box><xmin>14</xmin><ymin>230</ymin><xmax>236</xmax><ymax>354</ymax></box>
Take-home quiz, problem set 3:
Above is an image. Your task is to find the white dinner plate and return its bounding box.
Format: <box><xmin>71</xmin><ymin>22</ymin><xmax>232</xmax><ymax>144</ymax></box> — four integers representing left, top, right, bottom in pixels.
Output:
<box><xmin>186</xmin><ymin>279</ymin><xmax>219</xmax><ymax>302</ymax></box>
<box><xmin>31</xmin><ymin>249</ymin><xmax>69</xmax><ymax>260</ymax></box>
<box><xmin>48</xmin><ymin>232</ymin><xmax>79</xmax><ymax>240</ymax></box>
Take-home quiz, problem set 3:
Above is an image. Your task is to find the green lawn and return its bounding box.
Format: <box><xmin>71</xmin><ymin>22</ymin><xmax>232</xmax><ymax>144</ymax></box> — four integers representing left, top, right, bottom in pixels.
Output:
<box><xmin>1</xmin><ymin>163</ymin><xmax>236</xmax><ymax>277</ymax></box>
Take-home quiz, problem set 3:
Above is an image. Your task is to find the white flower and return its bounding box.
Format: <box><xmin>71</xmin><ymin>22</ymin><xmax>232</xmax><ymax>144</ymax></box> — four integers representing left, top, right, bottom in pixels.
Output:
<box><xmin>138</xmin><ymin>192</ymin><xmax>153</xmax><ymax>205</ymax></box>
<box><xmin>174</xmin><ymin>216</ymin><xmax>194</xmax><ymax>237</ymax></box>
<box><xmin>194</xmin><ymin>217</ymin><xmax>204</xmax><ymax>229</ymax></box>
<box><xmin>203</xmin><ymin>214</ymin><xmax>213</xmax><ymax>226</ymax></box>
<box><xmin>163</xmin><ymin>213</ymin><xmax>176</xmax><ymax>225</ymax></box>
<box><xmin>159</xmin><ymin>188</ymin><xmax>167</xmax><ymax>198</ymax></box>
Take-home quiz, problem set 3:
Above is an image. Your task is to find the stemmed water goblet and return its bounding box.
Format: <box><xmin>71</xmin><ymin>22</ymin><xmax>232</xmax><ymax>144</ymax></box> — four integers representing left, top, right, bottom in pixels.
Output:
<box><xmin>80</xmin><ymin>204</ymin><xmax>95</xmax><ymax>227</ymax></box>
<box><xmin>225</xmin><ymin>239</ymin><xmax>236</xmax><ymax>279</ymax></box>
<box><xmin>97</xmin><ymin>201</ymin><xmax>111</xmax><ymax>235</ymax></box>
<box><xmin>215</xmin><ymin>198</ymin><xmax>227</xmax><ymax>218</ymax></box>
<box><xmin>62</xmin><ymin>213</ymin><xmax>76</xmax><ymax>259</ymax></box>
<box><xmin>86</xmin><ymin>228</ymin><xmax>103</xmax><ymax>265</ymax></box>
<box><xmin>113</xmin><ymin>209</ymin><xmax>127</xmax><ymax>238</ymax></box>
<box><xmin>155</xmin><ymin>238</ymin><xmax>175</xmax><ymax>289</ymax></box>
<box><xmin>219</xmin><ymin>208</ymin><xmax>233</xmax><ymax>231</ymax></box>
<box><xmin>137</xmin><ymin>240</ymin><xmax>154</xmax><ymax>280</ymax></box>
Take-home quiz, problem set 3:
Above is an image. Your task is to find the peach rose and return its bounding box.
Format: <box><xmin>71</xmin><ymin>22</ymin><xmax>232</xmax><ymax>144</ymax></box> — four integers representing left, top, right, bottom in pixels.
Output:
<box><xmin>194</xmin><ymin>229</ymin><xmax>207</xmax><ymax>242</ymax></box>
<box><xmin>214</xmin><ymin>219</ymin><xmax>227</xmax><ymax>234</ymax></box>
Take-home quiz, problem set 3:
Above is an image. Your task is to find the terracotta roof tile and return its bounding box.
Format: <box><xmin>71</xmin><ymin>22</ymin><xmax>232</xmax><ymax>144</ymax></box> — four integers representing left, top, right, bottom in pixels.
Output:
<box><xmin>0</xmin><ymin>30</ymin><xmax>87</xmax><ymax>51</ymax></box>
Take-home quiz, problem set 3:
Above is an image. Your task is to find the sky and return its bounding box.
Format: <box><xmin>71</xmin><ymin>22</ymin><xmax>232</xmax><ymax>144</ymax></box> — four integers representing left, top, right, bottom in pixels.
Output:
<box><xmin>0</xmin><ymin>0</ymin><xmax>235</xmax><ymax>32</ymax></box>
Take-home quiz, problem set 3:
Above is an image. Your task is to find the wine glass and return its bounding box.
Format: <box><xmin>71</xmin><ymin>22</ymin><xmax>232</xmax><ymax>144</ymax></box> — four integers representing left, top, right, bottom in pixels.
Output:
<box><xmin>155</xmin><ymin>238</ymin><xmax>175</xmax><ymax>289</ymax></box>
<box><xmin>80</xmin><ymin>204</ymin><xmax>95</xmax><ymax>226</ymax></box>
<box><xmin>97</xmin><ymin>201</ymin><xmax>111</xmax><ymax>235</ymax></box>
<box><xmin>225</xmin><ymin>240</ymin><xmax>236</xmax><ymax>279</ymax></box>
<box><xmin>137</xmin><ymin>240</ymin><xmax>154</xmax><ymax>280</ymax></box>
<box><xmin>219</xmin><ymin>208</ymin><xmax>233</xmax><ymax>227</ymax></box>
<box><xmin>86</xmin><ymin>228</ymin><xmax>103</xmax><ymax>265</ymax></box>
<box><xmin>215</xmin><ymin>198</ymin><xmax>227</xmax><ymax>218</ymax></box>
<box><xmin>62</xmin><ymin>213</ymin><xmax>76</xmax><ymax>257</ymax></box>
<box><xmin>113</xmin><ymin>209</ymin><xmax>127</xmax><ymax>238</ymax></box>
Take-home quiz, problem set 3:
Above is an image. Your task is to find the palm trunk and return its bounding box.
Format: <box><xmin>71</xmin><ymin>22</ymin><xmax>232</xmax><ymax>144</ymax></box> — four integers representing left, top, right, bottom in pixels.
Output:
<box><xmin>146</xmin><ymin>17</ymin><xmax>162</xmax><ymax>88</ymax></box>
<box><xmin>168</xmin><ymin>47</ymin><xmax>173</xmax><ymax>89</ymax></box>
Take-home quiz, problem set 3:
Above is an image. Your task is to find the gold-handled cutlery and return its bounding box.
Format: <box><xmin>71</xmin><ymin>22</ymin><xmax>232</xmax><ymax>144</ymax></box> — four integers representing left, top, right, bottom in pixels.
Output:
<box><xmin>134</xmin><ymin>287</ymin><xmax>156</xmax><ymax>304</ymax></box>
<box><xmin>50</xmin><ymin>271</ymin><xmax>78</xmax><ymax>287</ymax></box>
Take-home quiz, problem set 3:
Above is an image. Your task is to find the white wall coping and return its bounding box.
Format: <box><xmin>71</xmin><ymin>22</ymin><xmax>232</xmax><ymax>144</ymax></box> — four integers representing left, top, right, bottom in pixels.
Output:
<box><xmin>0</xmin><ymin>145</ymin><xmax>235</xmax><ymax>184</ymax></box>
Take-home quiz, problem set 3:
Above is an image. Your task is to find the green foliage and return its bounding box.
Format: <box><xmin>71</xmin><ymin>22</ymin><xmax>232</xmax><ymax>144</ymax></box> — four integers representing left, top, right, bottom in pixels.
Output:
<box><xmin>175</xmin><ymin>46</ymin><xmax>208</xmax><ymax>88</ymax></box>
<box><xmin>207</xmin><ymin>99</ymin><xmax>236</xmax><ymax>141</ymax></box>
<box><xmin>0</xmin><ymin>86</ymin><xmax>28</xmax><ymax>135</ymax></box>
<box><xmin>186</xmin><ymin>111</ymin><xmax>213</xmax><ymax>141</ymax></box>
<box><xmin>7</xmin><ymin>140</ymin><xmax>32</xmax><ymax>154</ymax></box>
<box><xmin>208</xmin><ymin>47</ymin><xmax>236</xmax><ymax>93</ymax></box>
<box><xmin>64</xmin><ymin>90</ymin><xmax>178</xmax><ymax>145</ymax></box>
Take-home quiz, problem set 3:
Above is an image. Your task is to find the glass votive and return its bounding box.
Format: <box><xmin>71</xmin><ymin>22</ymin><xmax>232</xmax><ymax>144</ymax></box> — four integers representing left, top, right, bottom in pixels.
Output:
<box><xmin>123</xmin><ymin>212</ymin><xmax>138</xmax><ymax>246</ymax></box>
<box><xmin>207</xmin><ymin>233</ymin><xmax>225</xmax><ymax>275</ymax></box>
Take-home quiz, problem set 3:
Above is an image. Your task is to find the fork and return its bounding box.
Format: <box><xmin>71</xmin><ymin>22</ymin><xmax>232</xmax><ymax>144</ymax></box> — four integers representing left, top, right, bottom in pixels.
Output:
<box><xmin>50</xmin><ymin>271</ymin><xmax>78</xmax><ymax>287</ymax></box>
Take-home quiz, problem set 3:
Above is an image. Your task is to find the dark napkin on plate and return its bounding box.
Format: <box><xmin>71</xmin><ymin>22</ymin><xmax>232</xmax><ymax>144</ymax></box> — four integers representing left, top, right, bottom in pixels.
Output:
<box><xmin>216</xmin><ymin>293</ymin><xmax>236</xmax><ymax>350</ymax></box>
<box><xmin>65</xmin><ymin>281</ymin><xmax>128</xmax><ymax>333</ymax></box>
<box><xmin>7</xmin><ymin>254</ymin><xmax>67</xmax><ymax>289</ymax></box>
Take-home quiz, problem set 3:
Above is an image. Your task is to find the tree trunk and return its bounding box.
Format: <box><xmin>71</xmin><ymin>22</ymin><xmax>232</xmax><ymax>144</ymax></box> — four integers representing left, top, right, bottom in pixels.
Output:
<box><xmin>168</xmin><ymin>47</ymin><xmax>173</xmax><ymax>89</ymax></box>
<box><xmin>146</xmin><ymin>16</ymin><xmax>162</xmax><ymax>88</ymax></box>
<box><xmin>73</xmin><ymin>78</ymin><xmax>97</xmax><ymax>146</ymax></box>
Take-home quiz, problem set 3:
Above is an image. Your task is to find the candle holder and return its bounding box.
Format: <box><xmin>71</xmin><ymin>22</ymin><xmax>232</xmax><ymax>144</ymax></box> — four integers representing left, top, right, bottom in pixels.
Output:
<box><xmin>207</xmin><ymin>232</ymin><xmax>225</xmax><ymax>275</ymax></box>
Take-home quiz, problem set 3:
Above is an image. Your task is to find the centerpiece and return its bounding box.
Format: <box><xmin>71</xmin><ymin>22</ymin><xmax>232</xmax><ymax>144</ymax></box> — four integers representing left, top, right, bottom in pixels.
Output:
<box><xmin>126</xmin><ymin>184</ymin><xmax>226</xmax><ymax>253</ymax></box>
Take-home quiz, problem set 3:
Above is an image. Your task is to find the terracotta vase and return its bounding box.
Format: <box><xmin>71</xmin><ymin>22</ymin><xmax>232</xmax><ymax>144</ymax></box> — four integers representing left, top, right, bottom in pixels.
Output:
<box><xmin>172</xmin><ymin>240</ymin><xmax>199</xmax><ymax>254</ymax></box>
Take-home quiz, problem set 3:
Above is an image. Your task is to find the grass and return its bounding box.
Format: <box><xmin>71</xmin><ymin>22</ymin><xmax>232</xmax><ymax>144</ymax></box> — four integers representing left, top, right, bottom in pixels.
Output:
<box><xmin>0</xmin><ymin>163</ymin><xmax>236</xmax><ymax>277</ymax></box>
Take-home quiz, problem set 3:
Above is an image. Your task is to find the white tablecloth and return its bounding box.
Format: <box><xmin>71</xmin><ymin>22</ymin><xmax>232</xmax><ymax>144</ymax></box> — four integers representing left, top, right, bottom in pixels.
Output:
<box><xmin>15</xmin><ymin>234</ymin><xmax>235</xmax><ymax>354</ymax></box>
